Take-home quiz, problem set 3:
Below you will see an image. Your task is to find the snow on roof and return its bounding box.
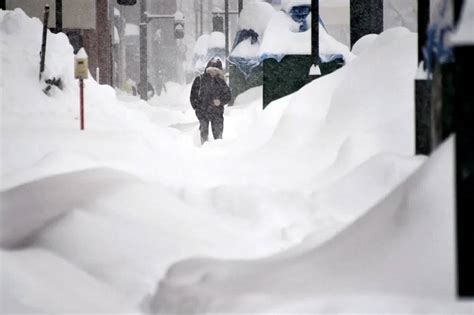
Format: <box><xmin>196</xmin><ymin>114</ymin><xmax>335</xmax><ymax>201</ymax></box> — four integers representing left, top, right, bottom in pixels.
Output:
<box><xmin>281</xmin><ymin>0</ymin><xmax>311</xmax><ymax>13</ymax></box>
<box><xmin>113</xmin><ymin>26</ymin><xmax>120</xmax><ymax>45</ymax></box>
<box><xmin>238</xmin><ymin>1</ymin><xmax>275</xmax><ymax>38</ymax></box>
<box><xmin>451</xmin><ymin>0</ymin><xmax>474</xmax><ymax>45</ymax></box>
<box><xmin>260</xmin><ymin>11</ymin><xmax>309</xmax><ymax>56</ymax></box>
<box><xmin>259</xmin><ymin>9</ymin><xmax>354</xmax><ymax>62</ymax></box>
<box><xmin>230</xmin><ymin>38</ymin><xmax>260</xmax><ymax>58</ymax></box>
<box><xmin>193</xmin><ymin>34</ymin><xmax>210</xmax><ymax>56</ymax></box>
<box><xmin>125</xmin><ymin>23</ymin><xmax>139</xmax><ymax>37</ymax></box>
<box><xmin>208</xmin><ymin>31</ymin><xmax>225</xmax><ymax>49</ymax></box>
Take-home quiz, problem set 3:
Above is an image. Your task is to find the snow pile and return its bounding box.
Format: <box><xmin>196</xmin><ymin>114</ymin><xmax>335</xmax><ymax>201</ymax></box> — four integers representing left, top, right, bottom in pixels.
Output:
<box><xmin>281</xmin><ymin>0</ymin><xmax>311</xmax><ymax>13</ymax></box>
<box><xmin>3</xmin><ymin>7</ymin><xmax>472</xmax><ymax>315</ymax></box>
<box><xmin>259</xmin><ymin>9</ymin><xmax>354</xmax><ymax>62</ymax></box>
<box><xmin>260</xmin><ymin>11</ymin><xmax>310</xmax><ymax>57</ymax></box>
<box><xmin>192</xmin><ymin>34</ymin><xmax>210</xmax><ymax>56</ymax></box>
<box><xmin>152</xmin><ymin>137</ymin><xmax>474</xmax><ymax>314</ymax></box>
<box><xmin>149</xmin><ymin>27</ymin><xmax>474</xmax><ymax>313</ymax></box>
<box><xmin>208</xmin><ymin>31</ymin><xmax>225</xmax><ymax>49</ymax></box>
<box><xmin>237</xmin><ymin>1</ymin><xmax>275</xmax><ymax>39</ymax></box>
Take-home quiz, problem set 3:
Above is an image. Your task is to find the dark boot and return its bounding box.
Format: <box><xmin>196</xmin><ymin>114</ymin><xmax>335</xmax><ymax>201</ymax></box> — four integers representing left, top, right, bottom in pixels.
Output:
<box><xmin>211</xmin><ymin>115</ymin><xmax>224</xmax><ymax>140</ymax></box>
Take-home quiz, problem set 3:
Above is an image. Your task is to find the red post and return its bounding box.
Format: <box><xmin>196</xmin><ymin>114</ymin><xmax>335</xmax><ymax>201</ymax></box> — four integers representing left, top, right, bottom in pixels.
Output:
<box><xmin>80</xmin><ymin>79</ymin><xmax>85</xmax><ymax>130</ymax></box>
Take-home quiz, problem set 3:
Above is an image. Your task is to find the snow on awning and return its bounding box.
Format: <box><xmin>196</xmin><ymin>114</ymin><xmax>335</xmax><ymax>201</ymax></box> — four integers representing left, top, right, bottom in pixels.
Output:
<box><xmin>125</xmin><ymin>23</ymin><xmax>139</xmax><ymax>37</ymax></box>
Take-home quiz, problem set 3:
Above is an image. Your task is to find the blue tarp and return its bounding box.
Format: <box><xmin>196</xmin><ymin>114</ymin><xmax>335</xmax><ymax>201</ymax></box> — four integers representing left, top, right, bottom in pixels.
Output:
<box><xmin>229</xmin><ymin>13</ymin><xmax>344</xmax><ymax>78</ymax></box>
<box><xmin>423</xmin><ymin>0</ymin><xmax>455</xmax><ymax>73</ymax></box>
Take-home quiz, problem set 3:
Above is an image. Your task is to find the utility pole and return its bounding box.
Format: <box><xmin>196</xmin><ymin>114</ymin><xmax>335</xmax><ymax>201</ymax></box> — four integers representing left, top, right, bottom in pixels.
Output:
<box><xmin>350</xmin><ymin>0</ymin><xmax>383</xmax><ymax>48</ymax></box>
<box><xmin>224</xmin><ymin>0</ymin><xmax>229</xmax><ymax>71</ymax></box>
<box><xmin>139</xmin><ymin>0</ymin><xmax>148</xmax><ymax>100</ymax></box>
<box><xmin>200</xmin><ymin>0</ymin><xmax>203</xmax><ymax>36</ymax></box>
<box><xmin>453</xmin><ymin>0</ymin><xmax>474</xmax><ymax>297</ymax></box>
<box><xmin>55</xmin><ymin>0</ymin><xmax>62</xmax><ymax>33</ymax></box>
<box><xmin>195</xmin><ymin>0</ymin><xmax>199</xmax><ymax>40</ymax></box>
<box><xmin>415</xmin><ymin>0</ymin><xmax>431</xmax><ymax>155</ymax></box>
<box><xmin>312</xmin><ymin>0</ymin><xmax>319</xmax><ymax>66</ymax></box>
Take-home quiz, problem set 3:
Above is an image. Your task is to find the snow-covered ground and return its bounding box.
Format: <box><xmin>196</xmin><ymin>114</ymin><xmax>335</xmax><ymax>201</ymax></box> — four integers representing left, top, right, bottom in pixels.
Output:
<box><xmin>1</xmin><ymin>8</ymin><xmax>473</xmax><ymax>314</ymax></box>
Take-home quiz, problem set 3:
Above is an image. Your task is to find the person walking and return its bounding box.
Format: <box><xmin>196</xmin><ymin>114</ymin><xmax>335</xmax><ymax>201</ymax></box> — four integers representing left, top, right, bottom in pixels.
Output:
<box><xmin>190</xmin><ymin>58</ymin><xmax>231</xmax><ymax>144</ymax></box>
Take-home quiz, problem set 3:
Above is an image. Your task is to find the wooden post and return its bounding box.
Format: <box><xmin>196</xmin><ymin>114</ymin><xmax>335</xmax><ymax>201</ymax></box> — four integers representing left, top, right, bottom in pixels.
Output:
<box><xmin>39</xmin><ymin>5</ymin><xmax>50</xmax><ymax>80</ymax></box>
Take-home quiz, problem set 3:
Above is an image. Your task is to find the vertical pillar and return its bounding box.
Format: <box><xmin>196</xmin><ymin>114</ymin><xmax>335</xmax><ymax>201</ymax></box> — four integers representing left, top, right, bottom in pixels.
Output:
<box><xmin>454</xmin><ymin>0</ymin><xmax>474</xmax><ymax>298</ymax></box>
<box><xmin>55</xmin><ymin>0</ymin><xmax>62</xmax><ymax>33</ymax></box>
<box><xmin>418</xmin><ymin>0</ymin><xmax>430</xmax><ymax>64</ymax></box>
<box><xmin>455</xmin><ymin>44</ymin><xmax>474</xmax><ymax>298</ymax></box>
<box><xmin>312</xmin><ymin>0</ymin><xmax>319</xmax><ymax>65</ymax></box>
<box><xmin>350</xmin><ymin>0</ymin><xmax>383</xmax><ymax>48</ymax></box>
<box><xmin>139</xmin><ymin>0</ymin><xmax>148</xmax><ymax>100</ymax></box>
<box><xmin>224</xmin><ymin>0</ymin><xmax>229</xmax><ymax>71</ymax></box>
<box><xmin>200</xmin><ymin>0</ymin><xmax>203</xmax><ymax>36</ymax></box>
<box><xmin>415</xmin><ymin>0</ymin><xmax>431</xmax><ymax>155</ymax></box>
<box><xmin>97</xmin><ymin>0</ymin><xmax>112</xmax><ymax>85</ymax></box>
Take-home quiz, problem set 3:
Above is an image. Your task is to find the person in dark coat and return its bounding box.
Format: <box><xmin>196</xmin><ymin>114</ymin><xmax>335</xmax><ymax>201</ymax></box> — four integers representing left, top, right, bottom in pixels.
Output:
<box><xmin>190</xmin><ymin>58</ymin><xmax>231</xmax><ymax>144</ymax></box>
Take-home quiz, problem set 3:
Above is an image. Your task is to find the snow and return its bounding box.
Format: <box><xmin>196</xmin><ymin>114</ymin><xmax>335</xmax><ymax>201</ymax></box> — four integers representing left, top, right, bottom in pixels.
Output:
<box><xmin>125</xmin><ymin>23</ymin><xmax>139</xmax><ymax>37</ymax></box>
<box><xmin>151</xmin><ymin>137</ymin><xmax>474</xmax><ymax>314</ymax></box>
<box><xmin>230</xmin><ymin>37</ymin><xmax>260</xmax><ymax>58</ymax></box>
<box><xmin>259</xmin><ymin>10</ymin><xmax>354</xmax><ymax>62</ymax></box>
<box><xmin>2</xmin><ymin>7</ymin><xmax>473</xmax><ymax>314</ymax></box>
<box><xmin>192</xmin><ymin>33</ymin><xmax>209</xmax><ymax>56</ymax></box>
<box><xmin>75</xmin><ymin>47</ymin><xmax>88</xmax><ymax>59</ymax></box>
<box><xmin>351</xmin><ymin>33</ymin><xmax>378</xmax><ymax>56</ymax></box>
<box><xmin>281</xmin><ymin>0</ymin><xmax>311</xmax><ymax>13</ymax></box>
<box><xmin>237</xmin><ymin>1</ymin><xmax>275</xmax><ymax>38</ymax></box>
<box><xmin>451</xmin><ymin>0</ymin><xmax>474</xmax><ymax>45</ymax></box>
<box><xmin>208</xmin><ymin>31</ymin><xmax>225</xmax><ymax>49</ymax></box>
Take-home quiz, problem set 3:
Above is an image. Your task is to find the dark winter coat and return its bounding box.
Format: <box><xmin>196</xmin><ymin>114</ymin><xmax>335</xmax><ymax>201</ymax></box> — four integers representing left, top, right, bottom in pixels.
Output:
<box><xmin>190</xmin><ymin>60</ymin><xmax>231</xmax><ymax>120</ymax></box>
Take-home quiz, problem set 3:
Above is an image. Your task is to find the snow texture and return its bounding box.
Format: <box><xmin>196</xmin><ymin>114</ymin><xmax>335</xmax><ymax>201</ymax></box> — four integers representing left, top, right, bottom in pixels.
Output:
<box><xmin>451</xmin><ymin>0</ymin><xmax>474</xmax><ymax>45</ymax></box>
<box><xmin>1</xmin><ymin>7</ymin><xmax>473</xmax><ymax>314</ymax></box>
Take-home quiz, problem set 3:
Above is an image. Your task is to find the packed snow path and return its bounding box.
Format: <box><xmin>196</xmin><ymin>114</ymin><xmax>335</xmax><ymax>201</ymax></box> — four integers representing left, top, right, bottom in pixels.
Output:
<box><xmin>1</xmin><ymin>9</ymin><xmax>473</xmax><ymax>314</ymax></box>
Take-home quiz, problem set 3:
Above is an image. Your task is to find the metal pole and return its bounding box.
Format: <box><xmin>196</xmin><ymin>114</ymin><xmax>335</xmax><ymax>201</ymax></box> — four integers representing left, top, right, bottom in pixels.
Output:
<box><xmin>200</xmin><ymin>0</ymin><xmax>203</xmax><ymax>36</ymax></box>
<box><xmin>312</xmin><ymin>0</ymin><xmax>319</xmax><ymax>66</ymax></box>
<box><xmin>195</xmin><ymin>10</ymin><xmax>199</xmax><ymax>40</ymax></box>
<box><xmin>238</xmin><ymin>0</ymin><xmax>243</xmax><ymax>14</ymax></box>
<box><xmin>80</xmin><ymin>79</ymin><xmax>85</xmax><ymax>130</ymax></box>
<box><xmin>139</xmin><ymin>0</ymin><xmax>148</xmax><ymax>100</ymax></box>
<box><xmin>224</xmin><ymin>0</ymin><xmax>229</xmax><ymax>71</ymax></box>
<box><xmin>55</xmin><ymin>0</ymin><xmax>62</xmax><ymax>33</ymax></box>
<box><xmin>418</xmin><ymin>0</ymin><xmax>430</xmax><ymax>65</ymax></box>
<box><xmin>39</xmin><ymin>4</ymin><xmax>50</xmax><ymax>80</ymax></box>
<box><xmin>453</xmin><ymin>0</ymin><xmax>474</xmax><ymax>297</ymax></box>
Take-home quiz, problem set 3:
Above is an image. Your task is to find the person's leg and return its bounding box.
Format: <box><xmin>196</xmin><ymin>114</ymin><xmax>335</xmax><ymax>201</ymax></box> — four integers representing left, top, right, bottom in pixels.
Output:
<box><xmin>199</xmin><ymin>116</ymin><xmax>210</xmax><ymax>144</ymax></box>
<box><xmin>211</xmin><ymin>115</ymin><xmax>224</xmax><ymax>140</ymax></box>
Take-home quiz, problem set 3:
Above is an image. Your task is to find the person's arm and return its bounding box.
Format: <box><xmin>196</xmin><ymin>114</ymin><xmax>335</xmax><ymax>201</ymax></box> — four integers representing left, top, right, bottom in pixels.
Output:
<box><xmin>190</xmin><ymin>76</ymin><xmax>201</xmax><ymax>109</ymax></box>
<box><xmin>216</xmin><ymin>79</ymin><xmax>231</xmax><ymax>105</ymax></box>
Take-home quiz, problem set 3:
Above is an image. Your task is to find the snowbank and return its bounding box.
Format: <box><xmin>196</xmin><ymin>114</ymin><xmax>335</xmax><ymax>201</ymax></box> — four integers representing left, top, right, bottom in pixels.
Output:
<box><xmin>3</xmin><ymin>7</ymin><xmax>471</xmax><ymax>315</ymax></box>
<box><xmin>152</xmin><ymin>137</ymin><xmax>473</xmax><ymax>314</ymax></box>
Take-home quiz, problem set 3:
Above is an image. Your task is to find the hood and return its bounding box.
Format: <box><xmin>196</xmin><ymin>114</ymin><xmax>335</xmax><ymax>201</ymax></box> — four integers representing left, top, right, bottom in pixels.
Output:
<box><xmin>205</xmin><ymin>57</ymin><xmax>223</xmax><ymax>70</ymax></box>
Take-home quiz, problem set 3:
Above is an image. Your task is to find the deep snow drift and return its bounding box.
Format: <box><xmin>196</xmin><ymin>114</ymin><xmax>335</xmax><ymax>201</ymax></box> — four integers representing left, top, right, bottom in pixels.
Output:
<box><xmin>1</xmin><ymin>8</ymin><xmax>472</xmax><ymax>314</ymax></box>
